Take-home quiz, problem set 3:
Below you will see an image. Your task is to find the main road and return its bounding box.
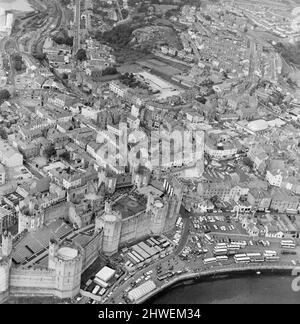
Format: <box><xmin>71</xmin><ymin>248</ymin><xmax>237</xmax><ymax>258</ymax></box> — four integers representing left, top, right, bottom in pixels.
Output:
<box><xmin>73</xmin><ymin>0</ymin><xmax>81</xmax><ymax>55</ymax></box>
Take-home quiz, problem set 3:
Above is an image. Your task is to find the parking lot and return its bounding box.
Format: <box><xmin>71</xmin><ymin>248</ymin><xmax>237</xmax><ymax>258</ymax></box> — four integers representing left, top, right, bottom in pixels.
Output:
<box><xmin>191</xmin><ymin>214</ymin><xmax>248</xmax><ymax>236</ymax></box>
<box><xmin>179</xmin><ymin>213</ymin><xmax>300</xmax><ymax>272</ymax></box>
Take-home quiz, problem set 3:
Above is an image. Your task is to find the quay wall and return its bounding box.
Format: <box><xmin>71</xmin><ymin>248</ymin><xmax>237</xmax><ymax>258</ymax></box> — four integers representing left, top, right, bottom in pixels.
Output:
<box><xmin>137</xmin><ymin>263</ymin><xmax>295</xmax><ymax>304</ymax></box>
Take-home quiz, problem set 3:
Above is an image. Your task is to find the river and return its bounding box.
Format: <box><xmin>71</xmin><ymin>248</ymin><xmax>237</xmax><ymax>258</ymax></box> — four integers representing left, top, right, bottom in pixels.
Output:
<box><xmin>151</xmin><ymin>274</ymin><xmax>300</xmax><ymax>304</ymax></box>
<box><xmin>0</xmin><ymin>0</ymin><xmax>32</xmax><ymax>12</ymax></box>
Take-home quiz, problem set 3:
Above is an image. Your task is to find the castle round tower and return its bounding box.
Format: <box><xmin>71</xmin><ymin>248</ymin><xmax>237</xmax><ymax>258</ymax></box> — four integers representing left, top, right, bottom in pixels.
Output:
<box><xmin>149</xmin><ymin>198</ymin><xmax>169</xmax><ymax>235</ymax></box>
<box><xmin>95</xmin><ymin>202</ymin><xmax>122</xmax><ymax>256</ymax></box>
<box><xmin>48</xmin><ymin>239</ymin><xmax>83</xmax><ymax>299</ymax></box>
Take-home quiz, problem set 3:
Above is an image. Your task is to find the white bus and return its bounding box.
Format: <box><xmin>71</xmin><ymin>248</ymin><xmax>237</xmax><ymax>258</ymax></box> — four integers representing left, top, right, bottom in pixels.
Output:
<box><xmin>227</xmin><ymin>244</ymin><xmax>241</xmax><ymax>251</ymax></box>
<box><xmin>246</xmin><ymin>253</ymin><xmax>261</xmax><ymax>258</ymax></box>
<box><xmin>281</xmin><ymin>241</ymin><xmax>296</xmax><ymax>249</ymax></box>
<box><xmin>251</xmin><ymin>256</ymin><xmax>265</xmax><ymax>263</ymax></box>
<box><xmin>216</xmin><ymin>255</ymin><xmax>228</xmax><ymax>261</ymax></box>
<box><xmin>234</xmin><ymin>253</ymin><xmax>247</xmax><ymax>259</ymax></box>
<box><xmin>264</xmin><ymin>250</ymin><xmax>277</xmax><ymax>257</ymax></box>
<box><xmin>265</xmin><ymin>255</ymin><xmax>280</xmax><ymax>262</ymax></box>
<box><xmin>213</xmin><ymin>248</ymin><xmax>228</xmax><ymax>256</ymax></box>
<box><xmin>231</xmin><ymin>243</ymin><xmax>244</xmax><ymax>248</ymax></box>
<box><xmin>203</xmin><ymin>257</ymin><xmax>217</xmax><ymax>264</ymax></box>
<box><xmin>281</xmin><ymin>239</ymin><xmax>295</xmax><ymax>243</ymax></box>
<box><xmin>213</xmin><ymin>247</ymin><xmax>227</xmax><ymax>253</ymax></box>
<box><xmin>234</xmin><ymin>256</ymin><xmax>251</xmax><ymax>264</ymax></box>
<box><xmin>281</xmin><ymin>242</ymin><xmax>295</xmax><ymax>249</ymax></box>
<box><xmin>232</xmin><ymin>240</ymin><xmax>245</xmax><ymax>244</ymax></box>
<box><xmin>215</xmin><ymin>243</ymin><xmax>227</xmax><ymax>248</ymax></box>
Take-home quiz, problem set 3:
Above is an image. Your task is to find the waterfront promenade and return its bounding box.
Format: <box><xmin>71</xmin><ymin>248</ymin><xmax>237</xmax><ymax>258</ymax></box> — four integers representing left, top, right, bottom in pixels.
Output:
<box><xmin>137</xmin><ymin>262</ymin><xmax>296</xmax><ymax>304</ymax></box>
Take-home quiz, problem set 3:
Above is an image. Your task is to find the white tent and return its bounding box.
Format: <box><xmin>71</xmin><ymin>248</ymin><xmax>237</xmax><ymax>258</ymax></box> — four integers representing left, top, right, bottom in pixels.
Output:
<box><xmin>128</xmin><ymin>280</ymin><xmax>156</xmax><ymax>302</ymax></box>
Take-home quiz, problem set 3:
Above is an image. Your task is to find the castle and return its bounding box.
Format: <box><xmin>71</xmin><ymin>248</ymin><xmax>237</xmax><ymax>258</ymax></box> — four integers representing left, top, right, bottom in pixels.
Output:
<box><xmin>0</xmin><ymin>230</ymin><xmax>101</xmax><ymax>303</ymax></box>
<box><xmin>0</xmin><ymin>175</ymin><xmax>183</xmax><ymax>303</ymax></box>
<box><xmin>95</xmin><ymin>177</ymin><xmax>183</xmax><ymax>255</ymax></box>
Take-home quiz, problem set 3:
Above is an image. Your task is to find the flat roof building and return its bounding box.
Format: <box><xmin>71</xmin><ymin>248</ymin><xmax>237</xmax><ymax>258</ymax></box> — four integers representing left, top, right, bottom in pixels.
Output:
<box><xmin>0</xmin><ymin>140</ymin><xmax>23</xmax><ymax>168</ymax></box>
<box><xmin>95</xmin><ymin>266</ymin><xmax>116</xmax><ymax>282</ymax></box>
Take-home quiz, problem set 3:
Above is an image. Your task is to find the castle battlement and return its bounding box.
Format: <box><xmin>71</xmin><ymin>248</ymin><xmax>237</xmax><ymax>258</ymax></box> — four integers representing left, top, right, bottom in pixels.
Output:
<box><xmin>11</xmin><ymin>267</ymin><xmax>56</xmax><ymax>276</ymax></box>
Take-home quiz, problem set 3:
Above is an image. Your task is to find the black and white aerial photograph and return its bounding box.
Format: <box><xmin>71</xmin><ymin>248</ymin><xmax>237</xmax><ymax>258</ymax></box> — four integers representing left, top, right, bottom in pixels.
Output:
<box><xmin>0</xmin><ymin>0</ymin><xmax>300</xmax><ymax>314</ymax></box>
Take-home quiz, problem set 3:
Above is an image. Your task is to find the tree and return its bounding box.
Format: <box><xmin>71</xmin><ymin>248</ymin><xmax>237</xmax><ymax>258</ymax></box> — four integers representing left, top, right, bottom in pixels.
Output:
<box><xmin>44</xmin><ymin>145</ymin><xmax>56</xmax><ymax>159</ymax></box>
<box><xmin>65</xmin><ymin>37</ymin><xmax>74</xmax><ymax>47</ymax></box>
<box><xmin>60</xmin><ymin>0</ymin><xmax>71</xmax><ymax>6</ymax></box>
<box><xmin>62</xmin><ymin>73</ymin><xmax>69</xmax><ymax>80</ymax></box>
<box><xmin>90</xmin><ymin>67</ymin><xmax>118</xmax><ymax>82</ymax></box>
<box><xmin>53</xmin><ymin>35</ymin><xmax>73</xmax><ymax>46</ymax></box>
<box><xmin>33</xmin><ymin>52</ymin><xmax>46</xmax><ymax>61</ymax></box>
<box><xmin>0</xmin><ymin>89</ymin><xmax>10</xmax><ymax>102</ymax></box>
<box><xmin>56</xmin><ymin>36</ymin><xmax>73</xmax><ymax>46</ymax></box>
<box><xmin>76</xmin><ymin>49</ymin><xmax>87</xmax><ymax>61</ymax></box>
<box><xmin>121</xmin><ymin>9</ymin><xmax>129</xmax><ymax>19</ymax></box>
<box><xmin>53</xmin><ymin>28</ymin><xmax>73</xmax><ymax>47</ymax></box>
<box><xmin>97</xmin><ymin>25</ymin><xmax>134</xmax><ymax>47</ymax></box>
<box><xmin>60</xmin><ymin>151</ymin><xmax>70</xmax><ymax>162</ymax></box>
<box><xmin>165</xmin><ymin>8</ymin><xmax>180</xmax><ymax>19</ymax></box>
<box><xmin>102</xmin><ymin>66</ymin><xmax>117</xmax><ymax>76</ymax></box>
<box><xmin>0</xmin><ymin>127</ymin><xmax>8</xmax><ymax>140</ymax></box>
<box><xmin>14</xmin><ymin>60</ymin><xmax>23</xmax><ymax>71</ymax></box>
<box><xmin>91</xmin><ymin>70</ymin><xmax>102</xmax><ymax>82</ymax></box>
<box><xmin>243</xmin><ymin>157</ymin><xmax>254</xmax><ymax>169</ymax></box>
